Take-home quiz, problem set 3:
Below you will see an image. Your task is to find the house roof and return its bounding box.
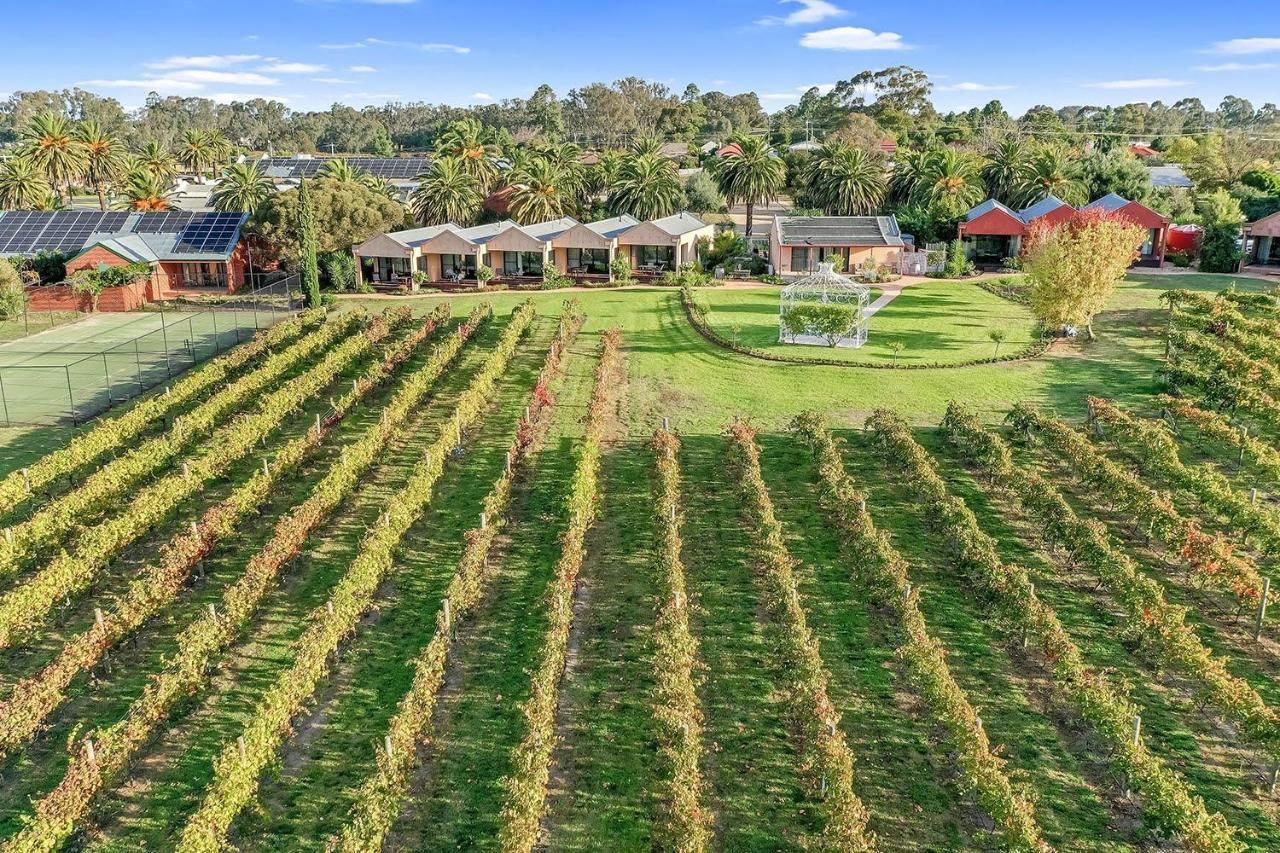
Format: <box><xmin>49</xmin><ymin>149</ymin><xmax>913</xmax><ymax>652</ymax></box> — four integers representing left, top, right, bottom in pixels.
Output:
<box><xmin>520</xmin><ymin>216</ymin><xmax>579</xmax><ymax>241</ymax></box>
<box><xmin>1148</xmin><ymin>164</ymin><xmax>1192</xmax><ymax>188</ymax></box>
<box><xmin>1019</xmin><ymin>195</ymin><xmax>1070</xmax><ymax>221</ymax></box>
<box><xmin>0</xmin><ymin>210</ymin><xmax>247</xmax><ymax>261</ymax></box>
<box><xmin>647</xmin><ymin>211</ymin><xmax>710</xmax><ymax>237</ymax></box>
<box><xmin>659</xmin><ymin>142</ymin><xmax>690</xmax><ymax>159</ymax></box>
<box><xmin>585</xmin><ymin>214</ymin><xmax>641</xmax><ymax>239</ymax></box>
<box><xmin>774</xmin><ymin>215</ymin><xmax>904</xmax><ymax>247</ymax></box>
<box><xmin>965</xmin><ymin>199</ymin><xmax>1022</xmax><ymax>222</ymax></box>
<box><xmin>1081</xmin><ymin>192</ymin><xmax>1131</xmax><ymax>213</ymax></box>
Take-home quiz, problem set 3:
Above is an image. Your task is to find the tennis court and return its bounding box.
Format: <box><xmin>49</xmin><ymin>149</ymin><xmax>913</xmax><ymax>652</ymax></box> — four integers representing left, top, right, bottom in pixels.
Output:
<box><xmin>0</xmin><ymin>299</ymin><xmax>294</xmax><ymax>426</ymax></box>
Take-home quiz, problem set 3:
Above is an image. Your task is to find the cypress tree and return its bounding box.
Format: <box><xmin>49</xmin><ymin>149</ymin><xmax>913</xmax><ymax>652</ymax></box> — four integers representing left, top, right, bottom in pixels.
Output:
<box><xmin>297</xmin><ymin>177</ymin><xmax>321</xmax><ymax>307</ymax></box>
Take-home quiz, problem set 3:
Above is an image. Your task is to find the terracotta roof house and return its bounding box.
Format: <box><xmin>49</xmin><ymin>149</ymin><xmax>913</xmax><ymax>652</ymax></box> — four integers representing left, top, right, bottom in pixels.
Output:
<box><xmin>351</xmin><ymin>212</ymin><xmax>712</xmax><ymax>288</ymax></box>
<box><xmin>959</xmin><ymin>193</ymin><xmax>1170</xmax><ymax>267</ymax></box>
<box><xmin>956</xmin><ymin>196</ymin><xmax>1073</xmax><ymax>266</ymax></box>
<box><xmin>1245</xmin><ymin>210</ymin><xmax>1280</xmax><ymax>270</ymax></box>
<box><xmin>1129</xmin><ymin>144</ymin><xmax>1159</xmax><ymax>158</ymax></box>
<box><xmin>1080</xmin><ymin>193</ymin><xmax>1170</xmax><ymax>266</ymax></box>
<box><xmin>0</xmin><ymin>209</ymin><xmax>251</xmax><ymax>295</ymax></box>
<box><xmin>768</xmin><ymin>215</ymin><xmax>905</xmax><ymax>275</ymax></box>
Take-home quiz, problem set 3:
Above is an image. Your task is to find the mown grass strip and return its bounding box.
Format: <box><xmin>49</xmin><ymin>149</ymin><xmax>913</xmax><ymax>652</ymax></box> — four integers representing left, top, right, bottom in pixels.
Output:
<box><xmin>0</xmin><ymin>305</ymin><xmax>452</xmax><ymax>759</ymax></box>
<box><xmin>941</xmin><ymin>404</ymin><xmax>1280</xmax><ymax>792</ymax></box>
<box><xmin>497</xmin><ymin>329</ymin><xmax>618</xmax><ymax>853</ymax></box>
<box><xmin>0</xmin><ymin>310</ymin><xmax>409</xmax><ymax>651</ymax></box>
<box><xmin>176</xmin><ymin>302</ymin><xmax>536</xmax><ymax>853</ymax></box>
<box><xmin>1</xmin><ymin>304</ymin><xmax>491</xmax><ymax>853</ymax></box>
<box><xmin>331</xmin><ymin>302</ymin><xmax>582</xmax><ymax>852</ymax></box>
<box><xmin>853</xmin><ymin>408</ymin><xmax>1241</xmax><ymax>853</ymax></box>
<box><xmin>0</xmin><ymin>311</ymin><xmax>352</xmax><ymax>578</ymax></box>
<box><xmin>725</xmin><ymin>420</ymin><xmax>875</xmax><ymax>852</ymax></box>
<box><xmin>649</xmin><ymin>428</ymin><xmax>713</xmax><ymax>853</ymax></box>
<box><xmin>0</xmin><ymin>310</ymin><xmax>319</xmax><ymax>522</ymax></box>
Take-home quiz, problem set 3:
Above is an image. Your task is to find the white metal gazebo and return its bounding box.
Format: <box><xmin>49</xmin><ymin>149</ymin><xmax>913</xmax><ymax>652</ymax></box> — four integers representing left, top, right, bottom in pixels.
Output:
<box><xmin>778</xmin><ymin>262</ymin><xmax>870</xmax><ymax>348</ymax></box>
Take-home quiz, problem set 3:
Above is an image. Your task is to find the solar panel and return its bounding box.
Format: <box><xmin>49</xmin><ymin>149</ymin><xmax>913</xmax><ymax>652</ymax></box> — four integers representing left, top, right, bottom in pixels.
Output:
<box><xmin>253</xmin><ymin>157</ymin><xmax>427</xmax><ymax>181</ymax></box>
<box><xmin>172</xmin><ymin>212</ymin><xmax>245</xmax><ymax>255</ymax></box>
<box><xmin>134</xmin><ymin>211</ymin><xmax>195</xmax><ymax>233</ymax></box>
<box><xmin>0</xmin><ymin>212</ymin><xmax>37</xmax><ymax>253</ymax></box>
<box><xmin>0</xmin><ymin>212</ymin><xmax>55</xmax><ymax>254</ymax></box>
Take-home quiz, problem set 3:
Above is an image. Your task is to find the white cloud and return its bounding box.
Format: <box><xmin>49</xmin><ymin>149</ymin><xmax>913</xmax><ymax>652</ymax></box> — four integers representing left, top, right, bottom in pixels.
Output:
<box><xmin>80</xmin><ymin>77</ymin><xmax>204</xmax><ymax>93</ymax></box>
<box><xmin>472</xmin><ymin>92</ymin><xmax>493</xmax><ymax>100</ymax></box>
<box><xmin>340</xmin><ymin>92</ymin><xmax>402</xmax><ymax>102</ymax></box>
<box><xmin>209</xmin><ymin>92</ymin><xmax>291</xmax><ymax>103</ymax></box>
<box><xmin>320</xmin><ymin>36</ymin><xmax>470</xmax><ymax>53</ymax></box>
<box><xmin>1083</xmin><ymin>78</ymin><xmax>1188</xmax><ymax>89</ymax></box>
<box><xmin>350</xmin><ymin>65</ymin><xmax>378</xmax><ymax>73</ymax></box>
<box><xmin>756</xmin><ymin>0</ymin><xmax>846</xmax><ymax>27</ymax></box>
<box><xmin>312</xmin><ymin>77</ymin><xmax>354</xmax><ymax>84</ymax></box>
<box><xmin>799</xmin><ymin>26</ymin><xmax>910</xmax><ymax>51</ymax></box>
<box><xmin>1208</xmin><ymin>37</ymin><xmax>1280</xmax><ymax>55</ymax></box>
<box><xmin>145</xmin><ymin>54</ymin><xmax>262</xmax><ymax>69</ymax></box>
<box><xmin>937</xmin><ymin>81</ymin><xmax>1014</xmax><ymax>92</ymax></box>
<box><xmin>164</xmin><ymin>69</ymin><xmax>280</xmax><ymax>86</ymax></box>
<box><xmin>260</xmin><ymin>62</ymin><xmax>327</xmax><ymax>73</ymax></box>
<box><xmin>319</xmin><ymin>41</ymin><xmax>366</xmax><ymax>49</ymax></box>
<box><xmin>1195</xmin><ymin>61</ymin><xmax>1279</xmax><ymax>71</ymax></box>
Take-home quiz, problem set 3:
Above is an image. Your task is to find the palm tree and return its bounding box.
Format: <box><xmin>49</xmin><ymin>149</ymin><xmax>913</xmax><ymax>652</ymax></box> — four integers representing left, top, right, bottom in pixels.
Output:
<box><xmin>608</xmin><ymin>152</ymin><xmax>683</xmax><ymax>221</ymax></box>
<box><xmin>802</xmin><ymin>143</ymin><xmax>886</xmax><ymax>215</ymax></box>
<box><xmin>178</xmin><ymin>129</ymin><xmax>215</xmax><ymax>182</ymax></box>
<box><xmin>205</xmin><ymin>130</ymin><xmax>235</xmax><ymax>170</ymax></box>
<box><xmin>119</xmin><ymin>168</ymin><xmax>174</xmax><ymax>210</ymax></box>
<box><xmin>630</xmin><ymin>137</ymin><xmax>664</xmax><ymax>158</ymax></box>
<box><xmin>136</xmin><ymin>140</ymin><xmax>179</xmax><ymax>181</ymax></box>
<box><xmin>981</xmin><ymin>138</ymin><xmax>1032</xmax><ymax>205</ymax></box>
<box><xmin>585</xmin><ymin>148</ymin><xmax>624</xmax><ymax>198</ymax></box>
<box><xmin>318</xmin><ymin>158</ymin><xmax>359</xmax><ymax>183</ymax></box>
<box><xmin>507</xmin><ymin>156</ymin><xmax>574</xmax><ymax>223</ymax></box>
<box><xmin>1017</xmin><ymin>145</ymin><xmax>1084</xmax><ymax>207</ymax></box>
<box><xmin>357</xmin><ymin>173</ymin><xmax>397</xmax><ymax>199</ymax></box>
<box><xmin>912</xmin><ymin>147</ymin><xmax>985</xmax><ymax>220</ymax></box>
<box><xmin>711</xmin><ymin>134</ymin><xmax>785</xmax><ymax>239</ymax></box>
<box><xmin>535</xmin><ymin>142</ymin><xmax>585</xmax><ymax>198</ymax></box>
<box><xmin>212</xmin><ymin>162</ymin><xmax>276</xmax><ymax>215</ymax></box>
<box><xmin>889</xmin><ymin>147</ymin><xmax>930</xmax><ymax>203</ymax></box>
<box><xmin>434</xmin><ymin>117</ymin><xmax>500</xmax><ymax>191</ymax></box>
<box><xmin>74</xmin><ymin>120</ymin><xmax>128</xmax><ymax>211</ymax></box>
<box><xmin>19</xmin><ymin>112</ymin><xmax>87</xmax><ymax>205</ymax></box>
<box><xmin>409</xmin><ymin>156</ymin><xmax>482</xmax><ymax>225</ymax></box>
<box><xmin>0</xmin><ymin>156</ymin><xmax>52</xmax><ymax>209</ymax></box>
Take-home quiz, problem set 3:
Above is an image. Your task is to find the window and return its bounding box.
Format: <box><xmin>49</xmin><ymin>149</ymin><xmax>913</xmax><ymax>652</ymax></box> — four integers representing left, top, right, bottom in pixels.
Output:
<box><xmin>180</xmin><ymin>262</ymin><xmax>228</xmax><ymax>288</ymax></box>
<box><xmin>790</xmin><ymin>247</ymin><xmax>810</xmax><ymax>272</ymax></box>
<box><xmin>633</xmin><ymin>244</ymin><xmax>674</xmax><ymax>269</ymax></box>
<box><xmin>1141</xmin><ymin>228</ymin><xmax>1156</xmax><ymax>257</ymax></box>
<box><xmin>502</xmin><ymin>251</ymin><xmax>543</xmax><ymax>277</ymax></box>
<box><xmin>567</xmin><ymin>248</ymin><xmax>609</xmax><ymax>274</ymax></box>
<box><xmin>441</xmin><ymin>253</ymin><xmax>477</xmax><ymax>278</ymax></box>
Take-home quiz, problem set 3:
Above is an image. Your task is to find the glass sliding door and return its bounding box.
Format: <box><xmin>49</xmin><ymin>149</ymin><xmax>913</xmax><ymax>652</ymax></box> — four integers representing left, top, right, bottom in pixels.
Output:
<box><xmin>441</xmin><ymin>253</ymin><xmax>477</xmax><ymax>279</ymax></box>
<box><xmin>566</xmin><ymin>248</ymin><xmax>608</xmax><ymax>274</ymax></box>
<box><xmin>502</xmin><ymin>251</ymin><xmax>543</xmax><ymax>277</ymax></box>
<box><xmin>633</xmin><ymin>245</ymin><xmax>674</xmax><ymax>271</ymax></box>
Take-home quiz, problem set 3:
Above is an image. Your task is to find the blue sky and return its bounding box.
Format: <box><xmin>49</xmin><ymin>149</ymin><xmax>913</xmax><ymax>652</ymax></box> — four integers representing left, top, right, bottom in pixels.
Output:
<box><xmin>4</xmin><ymin>0</ymin><xmax>1277</xmax><ymax>115</ymax></box>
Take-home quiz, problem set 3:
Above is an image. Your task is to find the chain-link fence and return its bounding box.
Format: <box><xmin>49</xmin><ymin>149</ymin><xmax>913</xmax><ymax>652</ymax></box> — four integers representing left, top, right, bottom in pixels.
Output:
<box><xmin>0</xmin><ymin>275</ymin><xmax>300</xmax><ymax>427</ymax></box>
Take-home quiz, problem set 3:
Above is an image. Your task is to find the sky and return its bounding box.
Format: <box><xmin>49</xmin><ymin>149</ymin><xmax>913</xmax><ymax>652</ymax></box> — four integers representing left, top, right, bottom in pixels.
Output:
<box><xmin>2</xmin><ymin>0</ymin><xmax>1277</xmax><ymax>115</ymax></box>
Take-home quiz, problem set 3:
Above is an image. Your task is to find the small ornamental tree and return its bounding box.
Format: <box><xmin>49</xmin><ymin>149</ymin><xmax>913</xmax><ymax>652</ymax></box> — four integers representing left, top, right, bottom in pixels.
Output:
<box><xmin>297</xmin><ymin>178</ymin><xmax>321</xmax><ymax>308</ymax></box>
<box><xmin>1022</xmin><ymin>206</ymin><xmax>1144</xmax><ymax>340</ymax></box>
<box><xmin>0</xmin><ymin>258</ymin><xmax>26</xmax><ymax>319</ymax></box>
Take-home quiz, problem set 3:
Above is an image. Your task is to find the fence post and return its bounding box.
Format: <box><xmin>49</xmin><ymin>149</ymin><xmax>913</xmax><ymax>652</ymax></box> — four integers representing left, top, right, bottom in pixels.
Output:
<box><xmin>102</xmin><ymin>352</ymin><xmax>114</xmax><ymax>405</ymax></box>
<box><xmin>187</xmin><ymin>317</ymin><xmax>196</xmax><ymax>362</ymax></box>
<box><xmin>65</xmin><ymin>366</ymin><xmax>77</xmax><ymax>425</ymax></box>
<box><xmin>0</xmin><ymin>370</ymin><xmax>10</xmax><ymax>428</ymax></box>
<box><xmin>211</xmin><ymin>308</ymin><xmax>221</xmax><ymax>353</ymax></box>
<box><xmin>159</xmin><ymin>306</ymin><xmax>172</xmax><ymax>378</ymax></box>
<box><xmin>133</xmin><ymin>338</ymin><xmax>144</xmax><ymax>392</ymax></box>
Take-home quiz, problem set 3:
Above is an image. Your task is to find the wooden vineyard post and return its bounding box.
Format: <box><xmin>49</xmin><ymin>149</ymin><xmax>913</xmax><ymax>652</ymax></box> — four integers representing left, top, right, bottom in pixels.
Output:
<box><xmin>1256</xmin><ymin>577</ymin><xmax>1271</xmax><ymax>641</ymax></box>
<box><xmin>1131</xmin><ymin>714</ymin><xmax>1141</xmax><ymax>746</ymax></box>
<box><xmin>384</xmin><ymin>735</ymin><xmax>394</xmax><ymax>759</ymax></box>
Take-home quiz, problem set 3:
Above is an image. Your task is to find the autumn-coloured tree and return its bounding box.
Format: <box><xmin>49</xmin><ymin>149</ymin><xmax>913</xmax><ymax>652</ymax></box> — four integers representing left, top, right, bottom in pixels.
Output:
<box><xmin>1022</xmin><ymin>207</ymin><xmax>1144</xmax><ymax>340</ymax></box>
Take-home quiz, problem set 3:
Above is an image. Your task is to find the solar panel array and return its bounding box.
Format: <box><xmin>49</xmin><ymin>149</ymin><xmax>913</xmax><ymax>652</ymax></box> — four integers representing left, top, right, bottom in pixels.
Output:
<box><xmin>0</xmin><ymin>211</ymin><xmax>130</xmax><ymax>255</ymax></box>
<box><xmin>0</xmin><ymin>210</ymin><xmax>246</xmax><ymax>256</ymax></box>
<box><xmin>173</xmin><ymin>212</ymin><xmax>245</xmax><ymax>255</ymax></box>
<box><xmin>256</xmin><ymin>157</ymin><xmax>428</xmax><ymax>180</ymax></box>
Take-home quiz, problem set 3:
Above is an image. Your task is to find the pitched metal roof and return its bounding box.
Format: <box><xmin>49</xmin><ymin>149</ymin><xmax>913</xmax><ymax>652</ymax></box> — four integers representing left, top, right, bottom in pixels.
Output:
<box><xmin>648</xmin><ymin>212</ymin><xmax>710</xmax><ymax>237</ymax></box>
<box><xmin>965</xmin><ymin>199</ymin><xmax>1022</xmax><ymax>223</ymax></box>
<box><xmin>1148</xmin><ymin>164</ymin><xmax>1192</xmax><ymax>188</ymax></box>
<box><xmin>585</xmin><ymin>214</ymin><xmax>641</xmax><ymax>239</ymax></box>
<box><xmin>1081</xmin><ymin>192</ymin><xmax>1130</xmax><ymax>213</ymax></box>
<box><xmin>775</xmin><ymin>215</ymin><xmax>904</xmax><ymax>247</ymax></box>
<box><xmin>1019</xmin><ymin>195</ymin><xmax>1069</xmax><ymax>221</ymax></box>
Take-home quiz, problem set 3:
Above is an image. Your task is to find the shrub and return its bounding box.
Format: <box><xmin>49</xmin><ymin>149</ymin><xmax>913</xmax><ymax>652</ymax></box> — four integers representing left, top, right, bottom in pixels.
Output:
<box><xmin>68</xmin><ymin>262</ymin><xmax>152</xmax><ymax>312</ymax></box>
<box><xmin>1199</xmin><ymin>224</ymin><xmax>1241</xmax><ymax>273</ymax></box>
<box><xmin>662</xmin><ymin>262</ymin><xmax>712</xmax><ymax>288</ymax></box>
<box><xmin>1167</xmin><ymin>251</ymin><xmax>1192</xmax><ymax>268</ymax></box>
<box><xmin>0</xmin><ymin>259</ymin><xmax>27</xmax><ymax>320</ymax></box>
<box><xmin>943</xmin><ymin>238</ymin><xmax>972</xmax><ymax>278</ymax></box>
<box><xmin>320</xmin><ymin>251</ymin><xmax>356</xmax><ymax>292</ymax></box>
<box><xmin>781</xmin><ymin>302</ymin><xmax>858</xmax><ymax>347</ymax></box>
<box><xmin>476</xmin><ymin>264</ymin><xmax>495</xmax><ymax>286</ymax></box>
<box><xmin>541</xmin><ymin>267</ymin><xmax>573</xmax><ymax>290</ymax></box>
<box><xmin>610</xmin><ymin>256</ymin><xmax>634</xmax><ymax>283</ymax></box>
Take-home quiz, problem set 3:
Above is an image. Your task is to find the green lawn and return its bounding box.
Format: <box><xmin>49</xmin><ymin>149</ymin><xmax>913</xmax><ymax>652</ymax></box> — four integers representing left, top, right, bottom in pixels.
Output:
<box><xmin>694</xmin><ymin>280</ymin><xmax>1040</xmax><ymax>366</ymax></box>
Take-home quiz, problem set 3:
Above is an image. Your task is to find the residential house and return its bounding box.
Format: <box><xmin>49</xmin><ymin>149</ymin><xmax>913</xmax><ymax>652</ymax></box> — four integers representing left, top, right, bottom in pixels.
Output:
<box><xmin>1080</xmin><ymin>193</ymin><xmax>1170</xmax><ymax>266</ymax></box>
<box><xmin>352</xmin><ymin>212</ymin><xmax>712</xmax><ymax>287</ymax></box>
<box><xmin>768</xmin><ymin>215</ymin><xmax>906</xmax><ymax>275</ymax></box>
<box><xmin>1245</xmin><ymin>210</ymin><xmax>1280</xmax><ymax>269</ymax></box>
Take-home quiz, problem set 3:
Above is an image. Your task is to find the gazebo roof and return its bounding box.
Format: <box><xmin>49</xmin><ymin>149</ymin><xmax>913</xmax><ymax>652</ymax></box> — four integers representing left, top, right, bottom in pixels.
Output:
<box><xmin>780</xmin><ymin>262</ymin><xmax>870</xmax><ymax>298</ymax></box>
